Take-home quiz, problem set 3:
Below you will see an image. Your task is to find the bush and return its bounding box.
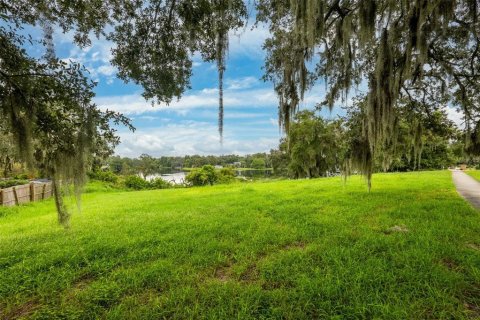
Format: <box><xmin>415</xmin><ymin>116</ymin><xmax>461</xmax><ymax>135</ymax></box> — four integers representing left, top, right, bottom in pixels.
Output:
<box><xmin>124</xmin><ymin>175</ymin><xmax>172</xmax><ymax>190</ymax></box>
<box><xmin>186</xmin><ymin>165</ymin><xmax>219</xmax><ymax>186</ymax></box>
<box><xmin>219</xmin><ymin>167</ymin><xmax>235</xmax><ymax>177</ymax></box>
<box><xmin>218</xmin><ymin>167</ymin><xmax>236</xmax><ymax>183</ymax></box>
<box><xmin>185</xmin><ymin>169</ymin><xmax>209</xmax><ymax>186</ymax></box>
<box><xmin>124</xmin><ymin>175</ymin><xmax>150</xmax><ymax>190</ymax></box>
<box><xmin>88</xmin><ymin>170</ymin><xmax>119</xmax><ymax>183</ymax></box>
<box><xmin>149</xmin><ymin>178</ymin><xmax>172</xmax><ymax>189</ymax></box>
<box><xmin>0</xmin><ymin>179</ymin><xmax>29</xmax><ymax>189</ymax></box>
<box><xmin>13</xmin><ymin>173</ymin><xmax>29</xmax><ymax>180</ymax></box>
<box><xmin>251</xmin><ymin>158</ymin><xmax>266</xmax><ymax>169</ymax></box>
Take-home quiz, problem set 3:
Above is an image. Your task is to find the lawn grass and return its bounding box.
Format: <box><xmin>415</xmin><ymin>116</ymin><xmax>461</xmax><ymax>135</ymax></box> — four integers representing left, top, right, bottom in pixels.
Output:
<box><xmin>0</xmin><ymin>171</ymin><xmax>479</xmax><ymax>319</ymax></box>
<box><xmin>465</xmin><ymin>170</ymin><xmax>480</xmax><ymax>182</ymax></box>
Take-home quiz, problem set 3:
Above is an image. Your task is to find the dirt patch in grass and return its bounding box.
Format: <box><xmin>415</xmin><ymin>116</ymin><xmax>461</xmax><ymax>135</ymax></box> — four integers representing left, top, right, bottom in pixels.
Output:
<box><xmin>282</xmin><ymin>241</ymin><xmax>306</xmax><ymax>250</ymax></box>
<box><xmin>383</xmin><ymin>225</ymin><xmax>409</xmax><ymax>234</ymax></box>
<box><xmin>214</xmin><ymin>265</ymin><xmax>231</xmax><ymax>282</ymax></box>
<box><xmin>440</xmin><ymin>258</ymin><xmax>461</xmax><ymax>271</ymax></box>
<box><xmin>72</xmin><ymin>273</ymin><xmax>96</xmax><ymax>290</ymax></box>
<box><xmin>63</xmin><ymin>273</ymin><xmax>97</xmax><ymax>302</ymax></box>
<box><xmin>239</xmin><ymin>241</ymin><xmax>307</xmax><ymax>283</ymax></box>
<box><xmin>463</xmin><ymin>282</ymin><xmax>480</xmax><ymax>319</ymax></box>
<box><xmin>1</xmin><ymin>299</ymin><xmax>40</xmax><ymax>320</ymax></box>
<box><xmin>135</xmin><ymin>289</ymin><xmax>162</xmax><ymax>304</ymax></box>
<box><xmin>466</xmin><ymin>243</ymin><xmax>480</xmax><ymax>251</ymax></box>
<box><xmin>239</xmin><ymin>264</ymin><xmax>259</xmax><ymax>282</ymax></box>
<box><xmin>464</xmin><ymin>302</ymin><xmax>480</xmax><ymax>319</ymax></box>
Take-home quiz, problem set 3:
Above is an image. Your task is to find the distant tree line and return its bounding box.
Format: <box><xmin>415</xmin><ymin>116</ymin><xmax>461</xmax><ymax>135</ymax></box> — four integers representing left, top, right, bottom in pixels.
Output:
<box><xmin>2</xmin><ymin>106</ymin><xmax>471</xmax><ymax>184</ymax></box>
<box><xmin>270</xmin><ymin>107</ymin><xmax>468</xmax><ymax>180</ymax></box>
<box><xmin>103</xmin><ymin>153</ymin><xmax>272</xmax><ymax>178</ymax></box>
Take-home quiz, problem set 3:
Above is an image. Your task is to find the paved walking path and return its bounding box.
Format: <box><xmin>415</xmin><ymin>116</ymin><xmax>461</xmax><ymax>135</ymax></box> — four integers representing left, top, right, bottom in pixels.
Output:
<box><xmin>451</xmin><ymin>170</ymin><xmax>480</xmax><ymax>209</ymax></box>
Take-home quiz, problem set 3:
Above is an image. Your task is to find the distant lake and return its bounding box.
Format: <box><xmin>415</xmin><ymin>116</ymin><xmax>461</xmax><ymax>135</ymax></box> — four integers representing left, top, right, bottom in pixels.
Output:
<box><xmin>146</xmin><ymin>168</ymin><xmax>274</xmax><ymax>185</ymax></box>
<box><xmin>146</xmin><ymin>171</ymin><xmax>186</xmax><ymax>184</ymax></box>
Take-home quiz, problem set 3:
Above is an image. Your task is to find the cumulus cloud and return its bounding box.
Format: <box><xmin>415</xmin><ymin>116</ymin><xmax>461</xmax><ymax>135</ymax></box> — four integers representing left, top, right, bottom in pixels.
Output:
<box><xmin>226</xmin><ymin>76</ymin><xmax>258</xmax><ymax>90</ymax></box>
<box><xmin>97</xmin><ymin>65</ymin><xmax>117</xmax><ymax>77</ymax></box>
<box><xmin>445</xmin><ymin>106</ymin><xmax>465</xmax><ymax>128</ymax></box>
<box><xmin>228</xmin><ymin>23</ymin><xmax>269</xmax><ymax>58</ymax></box>
<box><xmin>94</xmin><ymin>87</ymin><xmax>279</xmax><ymax>115</ymax></box>
<box><xmin>115</xmin><ymin>121</ymin><xmax>279</xmax><ymax>157</ymax></box>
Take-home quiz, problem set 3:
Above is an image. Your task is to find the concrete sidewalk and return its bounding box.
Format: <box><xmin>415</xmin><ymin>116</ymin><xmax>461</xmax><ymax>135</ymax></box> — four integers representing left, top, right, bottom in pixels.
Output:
<box><xmin>451</xmin><ymin>170</ymin><xmax>480</xmax><ymax>209</ymax></box>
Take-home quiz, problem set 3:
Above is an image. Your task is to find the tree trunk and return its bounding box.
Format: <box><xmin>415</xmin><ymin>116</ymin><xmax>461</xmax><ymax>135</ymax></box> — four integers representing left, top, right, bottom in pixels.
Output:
<box><xmin>53</xmin><ymin>177</ymin><xmax>70</xmax><ymax>228</ymax></box>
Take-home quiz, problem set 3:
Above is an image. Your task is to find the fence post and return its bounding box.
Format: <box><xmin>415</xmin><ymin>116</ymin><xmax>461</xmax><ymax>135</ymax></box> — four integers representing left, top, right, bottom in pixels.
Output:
<box><xmin>42</xmin><ymin>183</ymin><xmax>46</xmax><ymax>199</ymax></box>
<box><xmin>0</xmin><ymin>189</ymin><xmax>2</xmax><ymax>206</ymax></box>
<box><xmin>13</xmin><ymin>187</ymin><xmax>18</xmax><ymax>205</ymax></box>
<box><xmin>30</xmin><ymin>183</ymin><xmax>34</xmax><ymax>201</ymax></box>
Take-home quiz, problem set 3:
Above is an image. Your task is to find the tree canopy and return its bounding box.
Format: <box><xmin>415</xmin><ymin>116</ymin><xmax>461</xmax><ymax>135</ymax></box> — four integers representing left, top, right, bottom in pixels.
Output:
<box><xmin>258</xmin><ymin>0</ymin><xmax>480</xmax><ymax>185</ymax></box>
<box><xmin>1</xmin><ymin>0</ymin><xmax>132</xmax><ymax>226</ymax></box>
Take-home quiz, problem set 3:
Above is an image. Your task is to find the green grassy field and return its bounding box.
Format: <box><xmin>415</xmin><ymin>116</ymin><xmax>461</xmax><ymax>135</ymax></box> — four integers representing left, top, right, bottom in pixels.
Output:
<box><xmin>1</xmin><ymin>171</ymin><xmax>479</xmax><ymax>319</ymax></box>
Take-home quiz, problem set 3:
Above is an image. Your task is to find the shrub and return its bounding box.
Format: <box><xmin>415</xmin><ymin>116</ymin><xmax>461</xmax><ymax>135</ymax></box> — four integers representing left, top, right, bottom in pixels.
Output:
<box><xmin>219</xmin><ymin>167</ymin><xmax>235</xmax><ymax>177</ymax></box>
<box><xmin>88</xmin><ymin>170</ymin><xmax>119</xmax><ymax>183</ymax></box>
<box><xmin>185</xmin><ymin>169</ymin><xmax>209</xmax><ymax>186</ymax></box>
<box><xmin>218</xmin><ymin>167</ymin><xmax>236</xmax><ymax>183</ymax></box>
<box><xmin>13</xmin><ymin>173</ymin><xmax>29</xmax><ymax>180</ymax></box>
<box><xmin>201</xmin><ymin>165</ymin><xmax>218</xmax><ymax>185</ymax></box>
<box><xmin>150</xmin><ymin>178</ymin><xmax>172</xmax><ymax>189</ymax></box>
<box><xmin>0</xmin><ymin>179</ymin><xmax>29</xmax><ymax>189</ymax></box>
<box><xmin>124</xmin><ymin>175</ymin><xmax>150</xmax><ymax>190</ymax></box>
<box><xmin>186</xmin><ymin>165</ymin><xmax>219</xmax><ymax>186</ymax></box>
<box><xmin>251</xmin><ymin>158</ymin><xmax>266</xmax><ymax>169</ymax></box>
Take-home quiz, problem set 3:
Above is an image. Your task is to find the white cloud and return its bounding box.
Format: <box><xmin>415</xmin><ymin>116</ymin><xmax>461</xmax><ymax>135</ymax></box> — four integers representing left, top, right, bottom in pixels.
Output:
<box><xmin>54</xmin><ymin>28</ymin><xmax>117</xmax><ymax>84</ymax></box>
<box><xmin>445</xmin><ymin>106</ymin><xmax>465</xmax><ymax>128</ymax></box>
<box><xmin>94</xmin><ymin>87</ymin><xmax>279</xmax><ymax>115</ymax></box>
<box><xmin>269</xmin><ymin>118</ymin><xmax>278</xmax><ymax>127</ymax></box>
<box><xmin>115</xmin><ymin>121</ymin><xmax>279</xmax><ymax>157</ymax></box>
<box><xmin>97</xmin><ymin>65</ymin><xmax>117</xmax><ymax>76</ymax></box>
<box><xmin>228</xmin><ymin>23</ymin><xmax>269</xmax><ymax>58</ymax></box>
<box><xmin>226</xmin><ymin>76</ymin><xmax>258</xmax><ymax>90</ymax></box>
<box><xmin>138</xmin><ymin>115</ymin><xmax>160</xmax><ymax>121</ymax></box>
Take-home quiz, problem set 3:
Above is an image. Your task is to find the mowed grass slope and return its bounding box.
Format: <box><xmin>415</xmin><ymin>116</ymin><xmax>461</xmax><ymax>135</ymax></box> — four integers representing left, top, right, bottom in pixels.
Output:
<box><xmin>466</xmin><ymin>170</ymin><xmax>480</xmax><ymax>182</ymax></box>
<box><xmin>1</xmin><ymin>171</ymin><xmax>479</xmax><ymax>319</ymax></box>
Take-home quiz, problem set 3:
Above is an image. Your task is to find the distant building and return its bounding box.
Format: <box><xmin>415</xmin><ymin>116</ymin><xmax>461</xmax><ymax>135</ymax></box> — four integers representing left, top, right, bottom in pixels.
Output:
<box><xmin>214</xmin><ymin>165</ymin><xmax>223</xmax><ymax>169</ymax></box>
<box><xmin>232</xmin><ymin>162</ymin><xmax>242</xmax><ymax>167</ymax></box>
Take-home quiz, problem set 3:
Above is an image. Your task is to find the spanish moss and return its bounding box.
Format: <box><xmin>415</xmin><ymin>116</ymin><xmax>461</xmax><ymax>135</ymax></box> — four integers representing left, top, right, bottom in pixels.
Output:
<box><xmin>259</xmin><ymin>0</ymin><xmax>480</xmax><ymax>187</ymax></box>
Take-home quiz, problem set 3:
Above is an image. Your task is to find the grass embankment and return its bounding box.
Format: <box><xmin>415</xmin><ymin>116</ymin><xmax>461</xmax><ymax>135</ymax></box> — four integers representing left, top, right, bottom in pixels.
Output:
<box><xmin>466</xmin><ymin>170</ymin><xmax>480</xmax><ymax>182</ymax></box>
<box><xmin>0</xmin><ymin>171</ymin><xmax>479</xmax><ymax>319</ymax></box>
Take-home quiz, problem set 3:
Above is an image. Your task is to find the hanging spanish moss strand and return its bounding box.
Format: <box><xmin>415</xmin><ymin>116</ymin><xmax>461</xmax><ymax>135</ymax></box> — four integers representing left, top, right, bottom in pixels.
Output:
<box><xmin>40</xmin><ymin>17</ymin><xmax>55</xmax><ymax>63</ymax></box>
<box><xmin>214</xmin><ymin>0</ymin><xmax>232</xmax><ymax>144</ymax></box>
<box><xmin>41</xmin><ymin>18</ymin><xmax>75</xmax><ymax>224</ymax></box>
<box><xmin>216</xmin><ymin>29</ymin><xmax>227</xmax><ymax>142</ymax></box>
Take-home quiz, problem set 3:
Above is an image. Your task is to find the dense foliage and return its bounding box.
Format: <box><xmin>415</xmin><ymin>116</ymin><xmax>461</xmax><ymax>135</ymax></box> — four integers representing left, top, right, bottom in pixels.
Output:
<box><xmin>186</xmin><ymin>165</ymin><xmax>219</xmax><ymax>186</ymax></box>
<box><xmin>269</xmin><ymin>107</ymin><xmax>465</xmax><ymax>179</ymax></box>
<box><xmin>257</xmin><ymin>0</ymin><xmax>480</xmax><ymax>185</ymax></box>
<box><xmin>286</xmin><ymin>110</ymin><xmax>344</xmax><ymax>178</ymax></box>
<box><xmin>1</xmin><ymin>1</ymin><xmax>133</xmax><ymax>226</ymax></box>
<box><xmin>107</xmin><ymin>153</ymin><xmax>272</xmax><ymax>175</ymax></box>
<box><xmin>0</xmin><ymin>179</ymin><xmax>29</xmax><ymax>189</ymax></box>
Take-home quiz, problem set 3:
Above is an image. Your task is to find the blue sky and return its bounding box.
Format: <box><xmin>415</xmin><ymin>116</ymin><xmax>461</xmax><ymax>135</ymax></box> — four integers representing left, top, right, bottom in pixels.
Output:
<box><xmin>34</xmin><ymin>24</ymin><xmax>337</xmax><ymax>157</ymax></box>
<box><xmin>27</xmin><ymin>23</ymin><xmax>463</xmax><ymax>157</ymax></box>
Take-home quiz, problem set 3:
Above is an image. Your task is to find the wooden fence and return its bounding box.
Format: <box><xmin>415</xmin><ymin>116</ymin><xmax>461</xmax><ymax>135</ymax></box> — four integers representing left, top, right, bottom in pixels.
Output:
<box><xmin>0</xmin><ymin>181</ymin><xmax>52</xmax><ymax>207</ymax></box>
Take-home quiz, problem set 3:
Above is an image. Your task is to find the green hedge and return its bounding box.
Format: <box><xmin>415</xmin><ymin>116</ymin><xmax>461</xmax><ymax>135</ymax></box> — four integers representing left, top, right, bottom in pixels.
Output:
<box><xmin>124</xmin><ymin>175</ymin><xmax>172</xmax><ymax>190</ymax></box>
<box><xmin>0</xmin><ymin>179</ymin><xmax>29</xmax><ymax>189</ymax></box>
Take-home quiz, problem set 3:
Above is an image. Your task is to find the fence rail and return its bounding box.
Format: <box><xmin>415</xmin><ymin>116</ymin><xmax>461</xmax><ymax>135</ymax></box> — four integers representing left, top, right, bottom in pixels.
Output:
<box><xmin>0</xmin><ymin>182</ymin><xmax>52</xmax><ymax>207</ymax></box>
